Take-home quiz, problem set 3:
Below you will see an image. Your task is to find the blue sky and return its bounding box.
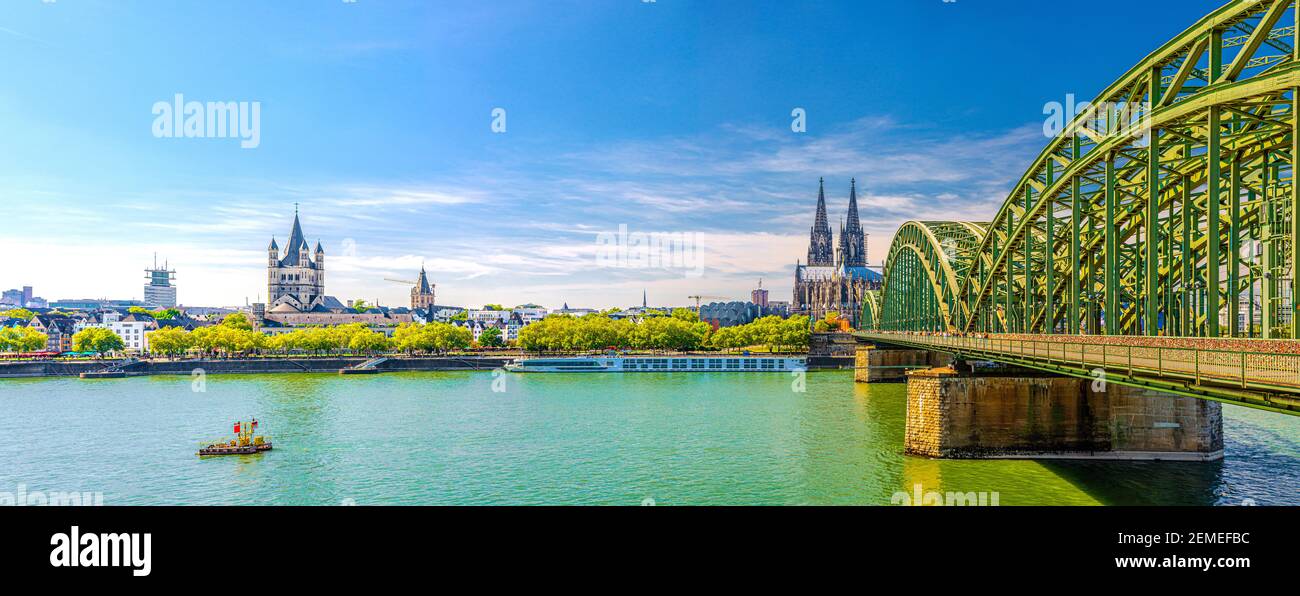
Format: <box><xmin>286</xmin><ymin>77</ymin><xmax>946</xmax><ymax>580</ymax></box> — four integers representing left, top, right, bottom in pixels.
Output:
<box><xmin>0</xmin><ymin>0</ymin><xmax>1224</xmax><ymax>309</ymax></box>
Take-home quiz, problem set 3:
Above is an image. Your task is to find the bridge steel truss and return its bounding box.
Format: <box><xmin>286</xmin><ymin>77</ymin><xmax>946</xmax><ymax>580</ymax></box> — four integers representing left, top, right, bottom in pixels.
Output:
<box><xmin>874</xmin><ymin>0</ymin><xmax>1300</xmax><ymax>339</ymax></box>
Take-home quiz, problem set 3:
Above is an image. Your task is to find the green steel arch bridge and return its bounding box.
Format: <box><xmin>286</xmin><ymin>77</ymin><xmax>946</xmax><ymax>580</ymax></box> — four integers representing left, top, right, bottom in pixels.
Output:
<box><xmin>857</xmin><ymin>0</ymin><xmax>1300</xmax><ymax>416</ymax></box>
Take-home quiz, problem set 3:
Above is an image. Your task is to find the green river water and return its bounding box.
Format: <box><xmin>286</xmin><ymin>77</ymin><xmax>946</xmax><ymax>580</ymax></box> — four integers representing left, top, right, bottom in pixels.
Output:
<box><xmin>0</xmin><ymin>370</ymin><xmax>1296</xmax><ymax>505</ymax></box>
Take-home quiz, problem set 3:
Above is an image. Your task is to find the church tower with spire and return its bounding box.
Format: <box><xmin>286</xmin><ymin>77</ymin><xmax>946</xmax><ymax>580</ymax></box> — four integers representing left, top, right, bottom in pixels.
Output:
<box><xmin>267</xmin><ymin>205</ymin><xmax>327</xmax><ymax>312</ymax></box>
<box><xmin>838</xmin><ymin>178</ymin><xmax>867</xmax><ymax>268</ymax></box>
<box><xmin>807</xmin><ymin>178</ymin><xmax>835</xmax><ymax>266</ymax></box>
<box><xmin>411</xmin><ymin>265</ymin><xmax>436</xmax><ymax>309</ymax></box>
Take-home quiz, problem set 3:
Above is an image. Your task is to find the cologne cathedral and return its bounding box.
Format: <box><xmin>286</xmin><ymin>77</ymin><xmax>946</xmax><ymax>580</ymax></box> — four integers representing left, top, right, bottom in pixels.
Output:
<box><xmin>793</xmin><ymin>178</ymin><xmax>882</xmax><ymax>327</ymax></box>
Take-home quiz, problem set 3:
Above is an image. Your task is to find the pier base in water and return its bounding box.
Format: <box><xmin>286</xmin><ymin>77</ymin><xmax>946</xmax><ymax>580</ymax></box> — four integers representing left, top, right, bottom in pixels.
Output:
<box><xmin>904</xmin><ymin>367</ymin><xmax>1223</xmax><ymax>461</ymax></box>
<box><xmin>854</xmin><ymin>345</ymin><xmax>950</xmax><ymax>383</ymax></box>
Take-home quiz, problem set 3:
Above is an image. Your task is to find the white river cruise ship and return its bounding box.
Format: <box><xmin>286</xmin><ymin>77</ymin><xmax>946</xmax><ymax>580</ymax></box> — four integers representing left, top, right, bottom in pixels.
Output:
<box><xmin>505</xmin><ymin>355</ymin><xmax>806</xmax><ymax>373</ymax></box>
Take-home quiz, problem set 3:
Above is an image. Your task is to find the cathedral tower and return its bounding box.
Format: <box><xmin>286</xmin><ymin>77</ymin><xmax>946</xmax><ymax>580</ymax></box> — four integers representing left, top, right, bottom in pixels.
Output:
<box><xmin>794</xmin><ymin>177</ymin><xmax>880</xmax><ymax>328</ymax></box>
<box><xmin>807</xmin><ymin>178</ymin><xmax>834</xmax><ymax>266</ymax></box>
<box><xmin>838</xmin><ymin>178</ymin><xmax>867</xmax><ymax>268</ymax></box>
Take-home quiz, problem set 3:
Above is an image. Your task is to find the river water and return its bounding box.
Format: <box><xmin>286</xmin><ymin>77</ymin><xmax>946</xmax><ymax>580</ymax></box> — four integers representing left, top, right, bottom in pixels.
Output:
<box><xmin>0</xmin><ymin>370</ymin><xmax>1295</xmax><ymax>505</ymax></box>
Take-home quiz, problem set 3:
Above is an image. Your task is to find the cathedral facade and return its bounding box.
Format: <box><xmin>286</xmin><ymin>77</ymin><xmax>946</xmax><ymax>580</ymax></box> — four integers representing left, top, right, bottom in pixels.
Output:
<box><xmin>793</xmin><ymin>178</ymin><xmax>882</xmax><ymax>327</ymax></box>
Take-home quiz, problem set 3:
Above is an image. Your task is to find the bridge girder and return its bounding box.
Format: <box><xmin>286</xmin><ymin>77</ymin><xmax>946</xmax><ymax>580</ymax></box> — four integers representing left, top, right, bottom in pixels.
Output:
<box><xmin>873</xmin><ymin>0</ymin><xmax>1300</xmax><ymax>339</ymax></box>
<box><xmin>876</xmin><ymin>221</ymin><xmax>987</xmax><ymax>332</ymax></box>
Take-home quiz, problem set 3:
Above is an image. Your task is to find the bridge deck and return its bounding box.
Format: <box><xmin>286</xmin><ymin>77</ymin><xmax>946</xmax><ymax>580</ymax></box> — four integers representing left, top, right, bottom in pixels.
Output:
<box><xmin>856</xmin><ymin>332</ymin><xmax>1300</xmax><ymax>416</ymax></box>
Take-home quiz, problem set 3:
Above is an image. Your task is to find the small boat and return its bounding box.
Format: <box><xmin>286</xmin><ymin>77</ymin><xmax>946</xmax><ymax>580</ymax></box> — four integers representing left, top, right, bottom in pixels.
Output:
<box><xmin>198</xmin><ymin>419</ymin><xmax>272</xmax><ymax>456</ymax></box>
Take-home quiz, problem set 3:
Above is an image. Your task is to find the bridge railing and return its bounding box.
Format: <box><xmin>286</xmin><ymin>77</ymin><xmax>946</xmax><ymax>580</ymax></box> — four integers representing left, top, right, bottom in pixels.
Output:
<box><xmin>858</xmin><ymin>332</ymin><xmax>1300</xmax><ymax>394</ymax></box>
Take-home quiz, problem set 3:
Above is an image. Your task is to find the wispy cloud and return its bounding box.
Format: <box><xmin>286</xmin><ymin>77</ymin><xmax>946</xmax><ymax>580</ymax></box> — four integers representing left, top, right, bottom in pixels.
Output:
<box><xmin>0</xmin><ymin>26</ymin><xmax>53</xmax><ymax>48</ymax></box>
<box><xmin>3</xmin><ymin>115</ymin><xmax>1044</xmax><ymax>309</ymax></box>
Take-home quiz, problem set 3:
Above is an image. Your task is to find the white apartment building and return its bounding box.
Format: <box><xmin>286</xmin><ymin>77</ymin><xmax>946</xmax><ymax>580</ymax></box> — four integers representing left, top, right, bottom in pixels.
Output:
<box><xmin>468</xmin><ymin>309</ymin><xmax>511</xmax><ymax>324</ymax></box>
<box><xmin>74</xmin><ymin>311</ymin><xmax>155</xmax><ymax>353</ymax></box>
<box><xmin>512</xmin><ymin>307</ymin><xmax>548</xmax><ymax>324</ymax></box>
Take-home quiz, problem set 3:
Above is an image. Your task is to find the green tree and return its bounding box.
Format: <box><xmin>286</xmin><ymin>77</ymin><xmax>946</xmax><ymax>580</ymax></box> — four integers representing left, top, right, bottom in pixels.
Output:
<box><xmin>0</xmin><ymin>308</ymin><xmax>36</xmax><ymax>321</ymax></box>
<box><xmin>478</xmin><ymin>326</ymin><xmax>504</xmax><ymax>348</ymax></box>
<box><xmin>19</xmin><ymin>327</ymin><xmax>48</xmax><ymax>352</ymax></box>
<box><xmin>192</xmin><ymin>325</ymin><xmax>265</xmax><ymax>355</ymax></box>
<box><xmin>628</xmin><ymin>316</ymin><xmax>707</xmax><ymax>351</ymax></box>
<box><xmin>707</xmin><ymin>326</ymin><xmax>732</xmax><ymax>351</ymax></box>
<box><xmin>670</xmin><ymin>308</ymin><xmax>700</xmax><ymax>323</ymax></box>
<box><xmin>482</xmin><ymin>304</ymin><xmax>505</xmax><ymax>311</ymax></box>
<box><xmin>779</xmin><ymin>315</ymin><xmax>811</xmax><ymax>351</ymax></box>
<box><xmin>146</xmin><ymin>327</ymin><xmax>193</xmax><ymax>356</ymax></box>
<box><xmin>391</xmin><ymin>323</ymin><xmax>431</xmax><ymax>353</ymax></box>
<box><xmin>220</xmin><ymin>312</ymin><xmax>254</xmax><ymax>330</ymax></box>
<box><xmin>0</xmin><ymin>327</ymin><xmax>48</xmax><ymax>352</ymax></box>
<box><xmin>267</xmin><ymin>331</ymin><xmax>300</xmax><ymax>353</ymax></box>
<box><xmin>130</xmin><ymin>307</ymin><xmax>182</xmax><ymax>320</ymax></box>
<box><xmin>348</xmin><ymin>329</ymin><xmax>391</xmax><ymax>353</ymax></box>
<box><xmin>72</xmin><ymin>327</ymin><xmax>126</xmax><ymax>355</ymax></box>
<box><xmin>352</xmin><ymin>300</ymin><xmax>370</xmax><ymax>313</ymax></box>
<box><xmin>152</xmin><ymin>308</ymin><xmax>181</xmax><ymax>320</ymax></box>
<box><xmin>329</xmin><ymin>323</ymin><xmax>369</xmax><ymax>350</ymax></box>
<box><xmin>390</xmin><ymin>322</ymin><xmax>470</xmax><ymax>354</ymax></box>
<box><xmin>430</xmin><ymin>322</ymin><xmax>472</xmax><ymax>351</ymax></box>
<box><xmin>518</xmin><ymin>313</ymin><xmax>708</xmax><ymax>353</ymax></box>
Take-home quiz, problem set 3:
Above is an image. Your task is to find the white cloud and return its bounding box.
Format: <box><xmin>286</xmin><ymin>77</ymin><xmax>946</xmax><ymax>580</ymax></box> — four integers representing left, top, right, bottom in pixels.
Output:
<box><xmin>2</xmin><ymin>115</ymin><xmax>1045</xmax><ymax>309</ymax></box>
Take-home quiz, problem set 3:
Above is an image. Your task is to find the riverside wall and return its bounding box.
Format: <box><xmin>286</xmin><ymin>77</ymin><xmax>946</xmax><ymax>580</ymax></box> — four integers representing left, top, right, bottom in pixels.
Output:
<box><xmin>0</xmin><ymin>357</ymin><xmax>514</xmax><ymax>378</ymax></box>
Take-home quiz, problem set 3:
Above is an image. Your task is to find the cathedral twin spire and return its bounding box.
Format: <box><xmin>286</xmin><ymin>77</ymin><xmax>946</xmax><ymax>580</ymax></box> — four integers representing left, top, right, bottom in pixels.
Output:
<box><xmin>807</xmin><ymin>178</ymin><xmax>835</xmax><ymax>266</ymax></box>
<box><xmin>807</xmin><ymin>178</ymin><xmax>866</xmax><ymax>269</ymax></box>
<box><xmin>839</xmin><ymin>178</ymin><xmax>866</xmax><ymax>268</ymax></box>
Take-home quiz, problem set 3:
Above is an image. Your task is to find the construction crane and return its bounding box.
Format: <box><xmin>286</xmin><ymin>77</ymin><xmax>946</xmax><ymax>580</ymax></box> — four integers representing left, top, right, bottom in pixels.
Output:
<box><xmin>385</xmin><ymin>278</ymin><xmax>416</xmax><ymax>286</ymax></box>
<box><xmin>688</xmin><ymin>295</ymin><xmax>730</xmax><ymax>313</ymax></box>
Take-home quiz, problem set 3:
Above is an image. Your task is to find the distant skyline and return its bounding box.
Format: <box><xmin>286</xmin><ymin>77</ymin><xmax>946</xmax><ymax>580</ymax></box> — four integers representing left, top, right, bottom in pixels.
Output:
<box><xmin>1</xmin><ymin>0</ymin><xmax>1222</xmax><ymax>309</ymax></box>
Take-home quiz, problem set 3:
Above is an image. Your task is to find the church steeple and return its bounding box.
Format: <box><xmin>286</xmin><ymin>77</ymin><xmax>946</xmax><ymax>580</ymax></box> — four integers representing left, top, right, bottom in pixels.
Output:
<box><xmin>807</xmin><ymin>178</ymin><xmax>834</xmax><ymax>266</ymax></box>
<box><xmin>268</xmin><ymin>206</ymin><xmax>327</xmax><ymax>313</ymax></box>
<box><xmin>839</xmin><ymin>178</ymin><xmax>867</xmax><ymax>268</ymax></box>
<box><xmin>283</xmin><ymin>203</ymin><xmax>310</xmax><ymax>266</ymax></box>
<box><xmin>847</xmin><ymin>178</ymin><xmax>861</xmax><ymax>231</ymax></box>
<box><xmin>813</xmin><ymin>178</ymin><xmax>829</xmax><ymax>230</ymax></box>
<box><xmin>411</xmin><ymin>263</ymin><xmax>435</xmax><ymax>309</ymax></box>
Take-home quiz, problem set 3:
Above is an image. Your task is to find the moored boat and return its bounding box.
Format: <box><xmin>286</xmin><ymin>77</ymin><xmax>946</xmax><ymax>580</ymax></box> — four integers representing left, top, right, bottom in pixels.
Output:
<box><xmin>505</xmin><ymin>355</ymin><xmax>805</xmax><ymax>373</ymax></box>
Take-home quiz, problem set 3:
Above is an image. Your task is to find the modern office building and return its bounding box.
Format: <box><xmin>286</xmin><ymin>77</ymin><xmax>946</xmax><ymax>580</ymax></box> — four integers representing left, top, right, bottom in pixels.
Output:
<box><xmin>751</xmin><ymin>280</ymin><xmax>769</xmax><ymax>308</ymax></box>
<box><xmin>144</xmin><ymin>257</ymin><xmax>178</xmax><ymax>308</ymax></box>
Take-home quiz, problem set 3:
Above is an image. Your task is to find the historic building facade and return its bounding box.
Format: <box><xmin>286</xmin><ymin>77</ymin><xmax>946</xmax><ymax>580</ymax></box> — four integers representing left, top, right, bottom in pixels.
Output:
<box><xmin>411</xmin><ymin>266</ymin><xmax>436</xmax><ymax>309</ymax></box>
<box><xmin>252</xmin><ymin>208</ymin><xmax>429</xmax><ymax>330</ymax></box>
<box><xmin>267</xmin><ymin>206</ymin><xmax>328</xmax><ymax>312</ymax></box>
<box><xmin>793</xmin><ymin>178</ymin><xmax>882</xmax><ymax>327</ymax></box>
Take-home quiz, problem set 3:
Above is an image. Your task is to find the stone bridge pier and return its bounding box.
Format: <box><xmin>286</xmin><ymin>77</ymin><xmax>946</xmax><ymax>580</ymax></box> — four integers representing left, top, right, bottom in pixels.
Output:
<box><xmin>855</xmin><ymin>341</ymin><xmax>1223</xmax><ymax>461</ymax></box>
<box><xmin>854</xmin><ymin>343</ymin><xmax>951</xmax><ymax>382</ymax></box>
<box><xmin>899</xmin><ymin>365</ymin><xmax>1223</xmax><ymax>461</ymax></box>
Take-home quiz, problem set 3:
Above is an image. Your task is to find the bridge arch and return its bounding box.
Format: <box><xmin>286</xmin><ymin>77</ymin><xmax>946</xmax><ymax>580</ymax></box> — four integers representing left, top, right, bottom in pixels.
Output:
<box><xmin>877</xmin><ymin>221</ymin><xmax>987</xmax><ymax>332</ymax></box>
<box><xmin>875</xmin><ymin>0</ymin><xmax>1300</xmax><ymax>339</ymax></box>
